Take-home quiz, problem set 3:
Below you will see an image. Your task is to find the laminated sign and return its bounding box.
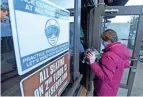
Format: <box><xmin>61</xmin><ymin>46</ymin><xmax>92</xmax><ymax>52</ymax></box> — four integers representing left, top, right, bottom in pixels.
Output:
<box><xmin>8</xmin><ymin>0</ymin><xmax>70</xmax><ymax>75</ymax></box>
<box><xmin>20</xmin><ymin>53</ymin><xmax>70</xmax><ymax>96</ymax></box>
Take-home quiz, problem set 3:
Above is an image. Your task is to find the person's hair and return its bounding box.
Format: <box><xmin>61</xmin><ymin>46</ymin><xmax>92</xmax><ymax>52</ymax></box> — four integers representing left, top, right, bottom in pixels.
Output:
<box><xmin>101</xmin><ymin>29</ymin><xmax>118</xmax><ymax>42</ymax></box>
<box><xmin>1</xmin><ymin>3</ymin><xmax>9</xmax><ymax>12</ymax></box>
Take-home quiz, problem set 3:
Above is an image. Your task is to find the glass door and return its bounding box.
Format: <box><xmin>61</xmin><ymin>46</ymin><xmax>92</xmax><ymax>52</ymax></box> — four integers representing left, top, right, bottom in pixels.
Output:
<box><xmin>91</xmin><ymin>6</ymin><xmax>143</xmax><ymax>96</ymax></box>
<box><xmin>101</xmin><ymin>15</ymin><xmax>139</xmax><ymax>85</ymax></box>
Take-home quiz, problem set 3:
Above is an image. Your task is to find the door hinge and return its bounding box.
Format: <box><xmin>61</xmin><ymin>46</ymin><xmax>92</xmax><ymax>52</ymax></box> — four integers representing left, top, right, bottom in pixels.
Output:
<box><xmin>141</xmin><ymin>6</ymin><xmax>143</xmax><ymax>15</ymax></box>
<box><xmin>130</xmin><ymin>66</ymin><xmax>137</xmax><ymax>73</ymax></box>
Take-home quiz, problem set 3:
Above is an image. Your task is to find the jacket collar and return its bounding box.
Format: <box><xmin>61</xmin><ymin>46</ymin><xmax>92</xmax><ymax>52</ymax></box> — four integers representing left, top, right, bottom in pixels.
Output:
<box><xmin>103</xmin><ymin>42</ymin><xmax>121</xmax><ymax>52</ymax></box>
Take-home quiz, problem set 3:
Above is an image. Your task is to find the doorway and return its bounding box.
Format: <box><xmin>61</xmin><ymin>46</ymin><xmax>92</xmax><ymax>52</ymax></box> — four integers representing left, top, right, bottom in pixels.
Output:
<box><xmin>90</xmin><ymin>6</ymin><xmax>143</xmax><ymax>96</ymax></box>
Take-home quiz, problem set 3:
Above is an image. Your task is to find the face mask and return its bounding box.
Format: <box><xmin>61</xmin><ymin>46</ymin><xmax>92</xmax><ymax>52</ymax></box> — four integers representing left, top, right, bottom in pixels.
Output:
<box><xmin>102</xmin><ymin>41</ymin><xmax>111</xmax><ymax>47</ymax></box>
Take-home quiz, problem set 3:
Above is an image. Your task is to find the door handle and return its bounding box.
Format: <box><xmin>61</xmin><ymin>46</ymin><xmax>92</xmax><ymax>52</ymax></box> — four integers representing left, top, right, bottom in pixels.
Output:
<box><xmin>129</xmin><ymin>57</ymin><xmax>138</xmax><ymax>62</ymax></box>
<box><xmin>129</xmin><ymin>57</ymin><xmax>138</xmax><ymax>73</ymax></box>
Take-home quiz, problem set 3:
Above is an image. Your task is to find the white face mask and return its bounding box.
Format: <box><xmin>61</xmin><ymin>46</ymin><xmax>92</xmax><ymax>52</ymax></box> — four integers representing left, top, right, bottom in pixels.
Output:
<box><xmin>102</xmin><ymin>41</ymin><xmax>111</xmax><ymax>47</ymax></box>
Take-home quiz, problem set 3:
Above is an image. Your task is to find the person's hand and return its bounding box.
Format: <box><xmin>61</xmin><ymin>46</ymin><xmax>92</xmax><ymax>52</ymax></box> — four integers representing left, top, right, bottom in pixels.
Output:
<box><xmin>87</xmin><ymin>52</ymin><xmax>96</xmax><ymax>64</ymax></box>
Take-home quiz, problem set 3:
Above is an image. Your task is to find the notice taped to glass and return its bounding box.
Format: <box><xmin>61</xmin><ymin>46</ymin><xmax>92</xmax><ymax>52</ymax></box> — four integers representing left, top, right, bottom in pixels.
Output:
<box><xmin>8</xmin><ymin>0</ymin><xmax>70</xmax><ymax>75</ymax></box>
<box><xmin>20</xmin><ymin>53</ymin><xmax>70</xmax><ymax>96</ymax></box>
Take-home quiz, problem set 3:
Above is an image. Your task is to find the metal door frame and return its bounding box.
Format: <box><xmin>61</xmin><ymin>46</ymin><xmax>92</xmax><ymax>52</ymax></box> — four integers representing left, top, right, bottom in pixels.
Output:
<box><xmin>89</xmin><ymin>5</ymin><xmax>143</xmax><ymax>96</ymax></box>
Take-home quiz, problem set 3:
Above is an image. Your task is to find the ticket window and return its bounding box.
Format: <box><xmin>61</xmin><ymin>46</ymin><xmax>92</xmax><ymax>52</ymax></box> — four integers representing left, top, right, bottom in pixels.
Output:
<box><xmin>69</xmin><ymin>21</ymin><xmax>84</xmax><ymax>81</ymax></box>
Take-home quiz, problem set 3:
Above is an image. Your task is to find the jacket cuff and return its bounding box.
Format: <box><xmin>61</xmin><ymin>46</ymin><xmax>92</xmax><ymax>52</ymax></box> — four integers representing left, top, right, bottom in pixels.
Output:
<box><xmin>91</xmin><ymin>62</ymin><xmax>98</xmax><ymax>69</ymax></box>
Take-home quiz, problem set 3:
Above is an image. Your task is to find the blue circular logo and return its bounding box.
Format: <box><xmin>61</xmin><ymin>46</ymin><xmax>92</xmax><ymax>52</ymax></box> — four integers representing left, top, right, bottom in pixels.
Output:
<box><xmin>45</xmin><ymin>19</ymin><xmax>60</xmax><ymax>46</ymax></box>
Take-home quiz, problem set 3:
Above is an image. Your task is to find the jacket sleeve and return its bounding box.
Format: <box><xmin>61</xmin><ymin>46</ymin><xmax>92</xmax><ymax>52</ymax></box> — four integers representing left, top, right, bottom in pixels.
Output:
<box><xmin>90</xmin><ymin>54</ymin><xmax>117</xmax><ymax>81</ymax></box>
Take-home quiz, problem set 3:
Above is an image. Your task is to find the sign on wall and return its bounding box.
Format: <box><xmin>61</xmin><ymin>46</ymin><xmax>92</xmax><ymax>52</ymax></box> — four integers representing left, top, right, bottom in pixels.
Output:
<box><xmin>8</xmin><ymin>0</ymin><xmax>70</xmax><ymax>75</ymax></box>
<box><xmin>20</xmin><ymin>53</ymin><xmax>70</xmax><ymax>96</ymax></box>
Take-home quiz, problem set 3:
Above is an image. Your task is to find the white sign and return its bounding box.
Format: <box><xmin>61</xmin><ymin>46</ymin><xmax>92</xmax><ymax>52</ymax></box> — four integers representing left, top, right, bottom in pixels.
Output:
<box><xmin>8</xmin><ymin>0</ymin><xmax>70</xmax><ymax>75</ymax></box>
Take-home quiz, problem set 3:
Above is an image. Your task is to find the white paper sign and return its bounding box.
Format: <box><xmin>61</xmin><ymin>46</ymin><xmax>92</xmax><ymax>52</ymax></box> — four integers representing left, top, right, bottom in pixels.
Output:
<box><xmin>8</xmin><ymin>0</ymin><xmax>70</xmax><ymax>75</ymax></box>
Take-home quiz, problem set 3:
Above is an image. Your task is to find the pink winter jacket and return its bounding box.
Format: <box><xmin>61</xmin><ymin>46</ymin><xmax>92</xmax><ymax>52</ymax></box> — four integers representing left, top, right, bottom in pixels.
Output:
<box><xmin>91</xmin><ymin>42</ymin><xmax>131</xmax><ymax>96</ymax></box>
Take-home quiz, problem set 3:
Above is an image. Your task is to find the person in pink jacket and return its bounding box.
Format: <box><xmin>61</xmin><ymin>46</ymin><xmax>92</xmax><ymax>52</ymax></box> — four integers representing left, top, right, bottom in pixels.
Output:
<box><xmin>87</xmin><ymin>29</ymin><xmax>131</xmax><ymax>96</ymax></box>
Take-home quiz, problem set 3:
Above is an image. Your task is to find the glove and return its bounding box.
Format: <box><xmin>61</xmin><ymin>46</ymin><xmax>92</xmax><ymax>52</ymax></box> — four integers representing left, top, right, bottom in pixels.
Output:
<box><xmin>87</xmin><ymin>52</ymin><xmax>96</xmax><ymax>64</ymax></box>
